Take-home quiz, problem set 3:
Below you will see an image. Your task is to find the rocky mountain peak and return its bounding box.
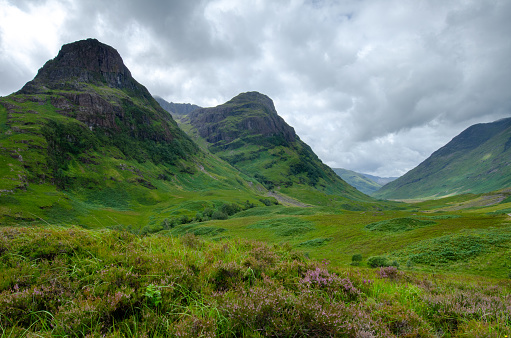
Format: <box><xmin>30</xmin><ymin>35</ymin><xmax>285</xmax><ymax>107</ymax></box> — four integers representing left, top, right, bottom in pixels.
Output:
<box><xmin>20</xmin><ymin>38</ymin><xmax>137</xmax><ymax>93</ymax></box>
<box><xmin>188</xmin><ymin>91</ymin><xmax>296</xmax><ymax>145</ymax></box>
<box><xmin>227</xmin><ymin>91</ymin><xmax>277</xmax><ymax>114</ymax></box>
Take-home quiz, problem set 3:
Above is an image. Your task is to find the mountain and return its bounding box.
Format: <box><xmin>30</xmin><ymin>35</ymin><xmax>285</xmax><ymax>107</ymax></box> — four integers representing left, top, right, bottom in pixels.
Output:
<box><xmin>177</xmin><ymin>91</ymin><xmax>371</xmax><ymax>205</ymax></box>
<box><xmin>0</xmin><ymin>39</ymin><xmax>262</xmax><ymax>226</ymax></box>
<box><xmin>154</xmin><ymin>96</ymin><xmax>201</xmax><ymax>117</ymax></box>
<box><xmin>374</xmin><ymin>117</ymin><xmax>511</xmax><ymax>200</ymax></box>
<box><xmin>332</xmin><ymin>168</ymin><xmax>383</xmax><ymax>195</ymax></box>
<box><xmin>362</xmin><ymin>174</ymin><xmax>398</xmax><ymax>186</ymax></box>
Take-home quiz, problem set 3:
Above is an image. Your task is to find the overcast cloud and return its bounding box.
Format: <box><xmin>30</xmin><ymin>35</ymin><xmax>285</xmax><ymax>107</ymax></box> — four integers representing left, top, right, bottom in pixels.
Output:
<box><xmin>1</xmin><ymin>0</ymin><xmax>510</xmax><ymax>177</ymax></box>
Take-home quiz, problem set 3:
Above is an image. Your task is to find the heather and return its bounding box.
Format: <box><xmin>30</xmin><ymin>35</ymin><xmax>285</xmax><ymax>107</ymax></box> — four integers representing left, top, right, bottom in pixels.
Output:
<box><xmin>1</xmin><ymin>226</ymin><xmax>510</xmax><ymax>337</ymax></box>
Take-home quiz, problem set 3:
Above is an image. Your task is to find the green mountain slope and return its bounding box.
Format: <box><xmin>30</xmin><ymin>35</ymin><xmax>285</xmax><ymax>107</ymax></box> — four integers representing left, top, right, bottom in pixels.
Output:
<box><xmin>332</xmin><ymin>168</ymin><xmax>383</xmax><ymax>195</ymax></box>
<box><xmin>362</xmin><ymin>174</ymin><xmax>398</xmax><ymax>186</ymax></box>
<box><xmin>0</xmin><ymin>39</ymin><xmax>264</xmax><ymax>227</ymax></box>
<box><xmin>175</xmin><ymin>91</ymin><xmax>373</xmax><ymax>206</ymax></box>
<box><xmin>374</xmin><ymin>117</ymin><xmax>511</xmax><ymax>200</ymax></box>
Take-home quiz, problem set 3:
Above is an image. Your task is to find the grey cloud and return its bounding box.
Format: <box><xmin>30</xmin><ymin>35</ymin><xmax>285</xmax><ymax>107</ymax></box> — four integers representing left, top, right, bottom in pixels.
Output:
<box><xmin>1</xmin><ymin>0</ymin><xmax>510</xmax><ymax>177</ymax></box>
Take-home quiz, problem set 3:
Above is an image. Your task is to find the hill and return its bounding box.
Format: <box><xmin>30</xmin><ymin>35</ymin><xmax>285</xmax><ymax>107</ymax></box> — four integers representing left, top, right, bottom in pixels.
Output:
<box><xmin>374</xmin><ymin>117</ymin><xmax>511</xmax><ymax>200</ymax></box>
<box><xmin>154</xmin><ymin>96</ymin><xmax>201</xmax><ymax>116</ymax></box>
<box><xmin>332</xmin><ymin>168</ymin><xmax>383</xmax><ymax>195</ymax></box>
<box><xmin>362</xmin><ymin>173</ymin><xmax>398</xmax><ymax>186</ymax></box>
<box><xmin>0</xmin><ymin>39</ymin><xmax>264</xmax><ymax>227</ymax></box>
<box><xmin>177</xmin><ymin>91</ymin><xmax>373</xmax><ymax>206</ymax></box>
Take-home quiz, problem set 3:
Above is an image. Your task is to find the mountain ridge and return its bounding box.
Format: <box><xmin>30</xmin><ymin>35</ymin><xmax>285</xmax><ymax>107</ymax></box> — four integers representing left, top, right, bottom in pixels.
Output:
<box><xmin>174</xmin><ymin>91</ymin><xmax>372</xmax><ymax>205</ymax></box>
<box><xmin>332</xmin><ymin>168</ymin><xmax>384</xmax><ymax>195</ymax></box>
<box><xmin>154</xmin><ymin>96</ymin><xmax>201</xmax><ymax>116</ymax></box>
<box><xmin>0</xmin><ymin>38</ymin><xmax>265</xmax><ymax>226</ymax></box>
<box><xmin>374</xmin><ymin>117</ymin><xmax>511</xmax><ymax>199</ymax></box>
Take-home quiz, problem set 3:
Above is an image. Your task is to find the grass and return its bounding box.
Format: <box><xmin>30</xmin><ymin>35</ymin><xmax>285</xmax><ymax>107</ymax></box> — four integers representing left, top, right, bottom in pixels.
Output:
<box><xmin>390</xmin><ymin>226</ymin><xmax>511</xmax><ymax>265</ymax></box>
<box><xmin>246</xmin><ymin>216</ymin><xmax>315</xmax><ymax>236</ymax></box>
<box><xmin>2</xmin><ymin>64</ymin><xmax>511</xmax><ymax>336</ymax></box>
<box><xmin>0</xmin><ymin>88</ymin><xmax>270</xmax><ymax>230</ymax></box>
<box><xmin>1</xmin><ymin>225</ymin><xmax>510</xmax><ymax>337</ymax></box>
<box><xmin>364</xmin><ymin>217</ymin><xmax>437</xmax><ymax>232</ymax></box>
<box><xmin>165</xmin><ymin>196</ymin><xmax>511</xmax><ymax>279</ymax></box>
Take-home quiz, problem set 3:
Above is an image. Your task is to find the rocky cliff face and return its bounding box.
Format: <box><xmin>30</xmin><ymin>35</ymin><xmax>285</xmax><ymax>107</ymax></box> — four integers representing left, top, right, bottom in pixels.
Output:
<box><xmin>19</xmin><ymin>38</ymin><xmax>141</xmax><ymax>93</ymax></box>
<box><xmin>0</xmin><ymin>38</ymin><xmax>198</xmax><ymax>178</ymax></box>
<box><xmin>188</xmin><ymin>92</ymin><xmax>296</xmax><ymax>146</ymax></box>
<box><xmin>10</xmin><ymin>39</ymin><xmax>188</xmax><ymax>145</ymax></box>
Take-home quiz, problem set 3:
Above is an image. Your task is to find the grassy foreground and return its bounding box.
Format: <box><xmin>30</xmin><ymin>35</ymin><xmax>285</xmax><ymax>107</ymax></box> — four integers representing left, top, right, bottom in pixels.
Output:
<box><xmin>1</xmin><ymin>226</ymin><xmax>510</xmax><ymax>337</ymax></box>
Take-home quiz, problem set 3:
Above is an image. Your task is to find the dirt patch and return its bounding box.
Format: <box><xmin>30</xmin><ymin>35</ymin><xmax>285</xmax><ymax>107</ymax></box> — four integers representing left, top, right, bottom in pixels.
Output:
<box><xmin>267</xmin><ymin>192</ymin><xmax>310</xmax><ymax>208</ymax></box>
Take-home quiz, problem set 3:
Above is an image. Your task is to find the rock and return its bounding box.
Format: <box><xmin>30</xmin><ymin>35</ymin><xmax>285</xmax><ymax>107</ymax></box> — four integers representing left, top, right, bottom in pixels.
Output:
<box><xmin>188</xmin><ymin>91</ymin><xmax>296</xmax><ymax>146</ymax></box>
<box><xmin>19</xmin><ymin>38</ymin><xmax>140</xmax><ymax>93</ymax></box>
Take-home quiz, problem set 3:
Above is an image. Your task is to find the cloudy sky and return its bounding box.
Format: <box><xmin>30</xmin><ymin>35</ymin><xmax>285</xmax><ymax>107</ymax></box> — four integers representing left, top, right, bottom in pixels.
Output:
<box><xmin>1</xmin><ymin>0</ymin><xmax>510</xmax><ymax>177</ymax></box>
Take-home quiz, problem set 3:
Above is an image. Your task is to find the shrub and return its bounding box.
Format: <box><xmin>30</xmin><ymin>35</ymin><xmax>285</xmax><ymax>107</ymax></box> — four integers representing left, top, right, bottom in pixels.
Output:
<box><xmin>211</xmin><ymin>210</ymin><xmax>228</xmax><ymax>220</ymax></box>
<box><xmin>194</xmin><ymin>212</ymin><xmax>204</xmax><ymax>222</ymax></box>
<box><xmin>203</xmin><ymin>207</ymin><xmax>214</xmax><ymax>218</ymax></box>
<box><xmin>219</xmin><ymin>203</ymin><xmax>242</xmax><ymax>216</ymax></box>
<box><xmin>376</xmin><ymin>266</ymin><xmax>401</xmax><ymax>280</ymax></box>
<box><xmin>298</xmin><ymin>237</ymin><xmax>332</xmax><ymax>247</ymax></box>
<box><xmin>367</xmin><ymin>256</ymin><xmax>389</xmax><ymax>268</ymax></box>
<box><xmin>161</xmin><ymin>218</ymin><xmax>177</xmax><ymax>229</ymax></box>
<box><xmin>180</xmin><ymin>233</ymin><xmax>203</xmax><ymax>249</ymax></box>
<box><xmin>259</xmin><ymin>198</ymin><xmax>278</xmax><ymax>206</ymax></box>
<box><xmin>352</xmin><ymin>254</ymin><xmax>363</xmax><ymax>262</ymax></box>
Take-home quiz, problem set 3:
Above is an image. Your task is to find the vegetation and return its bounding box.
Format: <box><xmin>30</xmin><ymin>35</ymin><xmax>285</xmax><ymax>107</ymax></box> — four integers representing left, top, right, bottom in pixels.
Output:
<box><xmin>1</xmin><ymin>226</ymin><xmax>510</xmax><ymax>337</ymax></box>
<box><xmin>375</xmin><ymin>117</ymin><xmax>511</xmax><ymax>200</ymax></box>
<box><xmin>332</xmin><ymin>168</ymin><xmax>383</xmax><ymax>195</ymax></box>
<box><xmin>2</xmin><ymin>39</ymin><xmax>511</xmax><ymax>336</ymax></box>
<box><xmin>179</xmin><ymin>91</ymin><xmax>371</xmax><ymax>203</ymax></box>
<box><xmin>364</xmin><ymin>218</ymin><xmax>436</xmax><ymax>233</ymax></box>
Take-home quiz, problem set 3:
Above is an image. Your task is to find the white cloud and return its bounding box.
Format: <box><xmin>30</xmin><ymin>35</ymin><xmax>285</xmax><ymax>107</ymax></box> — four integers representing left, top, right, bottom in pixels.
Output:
<box><xmin>0</xmin><ymin>0</ymin><xmax>510</xmax><ymax>177</ymax></box>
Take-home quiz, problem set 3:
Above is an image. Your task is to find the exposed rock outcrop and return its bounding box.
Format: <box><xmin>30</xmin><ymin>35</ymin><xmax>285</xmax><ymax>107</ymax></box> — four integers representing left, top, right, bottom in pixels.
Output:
<box><xmin>19</xmin><ymin>38</ymin><xmax>142</xmax><ymax>94</ymax></box>
<box><xmin>188</xmin><ymin>91</ymin><xmax>296</xmax><ymax>145</ymax></box>
<box><xmin>12</xmin><ymin>38</ymin><xmax>194</xmax><ymax>145</ymax></box>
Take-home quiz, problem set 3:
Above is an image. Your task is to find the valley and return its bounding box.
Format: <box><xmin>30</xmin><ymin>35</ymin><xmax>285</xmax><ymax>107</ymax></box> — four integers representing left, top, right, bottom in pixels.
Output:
<box><xmin>0</xmin><ymin>38</ymin><xmax>510</xmax><ymax>337</ymax></box>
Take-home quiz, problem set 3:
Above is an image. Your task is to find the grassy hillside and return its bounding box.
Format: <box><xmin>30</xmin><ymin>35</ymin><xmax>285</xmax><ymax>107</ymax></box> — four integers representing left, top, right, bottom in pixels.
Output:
<box><xmin>0</xmin><ymin>39</ymin><xmax>271</xmax><ymax>228</ymax></box>
<box><xmin>152</xmin><ymin>189</ymin><xmax>511</xmax><ymax>279</ymax></box>
<box><xmin>332</xmin><ymin>168</ymin><xmax>383</xmax><ymax>195</ymax></box>
<box><xmin>375</xmin><ymin>117</ymin><xmax>511</xmax><ymax>200</ymax></box>
<box><xmin>363</xmin><ymin>173</ymin><xmax>399</xmax><ymax>186</ymax></box>
<box><xmin>174</xmin><ymin>92</ymin><xmax>375</xmax><ymax>206</ymax></box>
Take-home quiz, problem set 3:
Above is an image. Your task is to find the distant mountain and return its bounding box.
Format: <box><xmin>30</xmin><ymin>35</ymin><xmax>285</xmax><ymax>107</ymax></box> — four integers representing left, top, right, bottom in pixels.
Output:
<box><xmin>332</xmin><ymin>169</ymin><xmax>398</xmax><ymax>195</ymax></box>
<box><xmin>154</xmin><ymin>96</ymin><xmax>201</xmax><ymax>116</ymax></box>
<box><xmin>362</xmin><ymin>174</ymin><xmax>398</xmax><ymax>186</ymax></box>
<box><xmin>0</xmin><ymin>39</ymin><xmax>261</xmax><ymax>226</ymax></box>
<box><xmin>179</xmin><ymin>91</ymin><xmax>372</xmax><ymax>204</ymax></box>
<box><xmin>374</xmin><ymin>117</ymin><xmax>511</xmax><ymax>200</ymax></box>
<box><xmin>332</xmin><ymin>168</ymin><xmax>383</xmax><ymax>195</ymax></box>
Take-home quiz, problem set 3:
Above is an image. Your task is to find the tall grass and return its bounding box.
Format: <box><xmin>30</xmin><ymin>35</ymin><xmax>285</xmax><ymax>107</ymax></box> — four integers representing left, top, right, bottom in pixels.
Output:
<box><xmin>0</xmin><ymin>226</ymin><xmax>510</xmax><ymax>337</ymax></box>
